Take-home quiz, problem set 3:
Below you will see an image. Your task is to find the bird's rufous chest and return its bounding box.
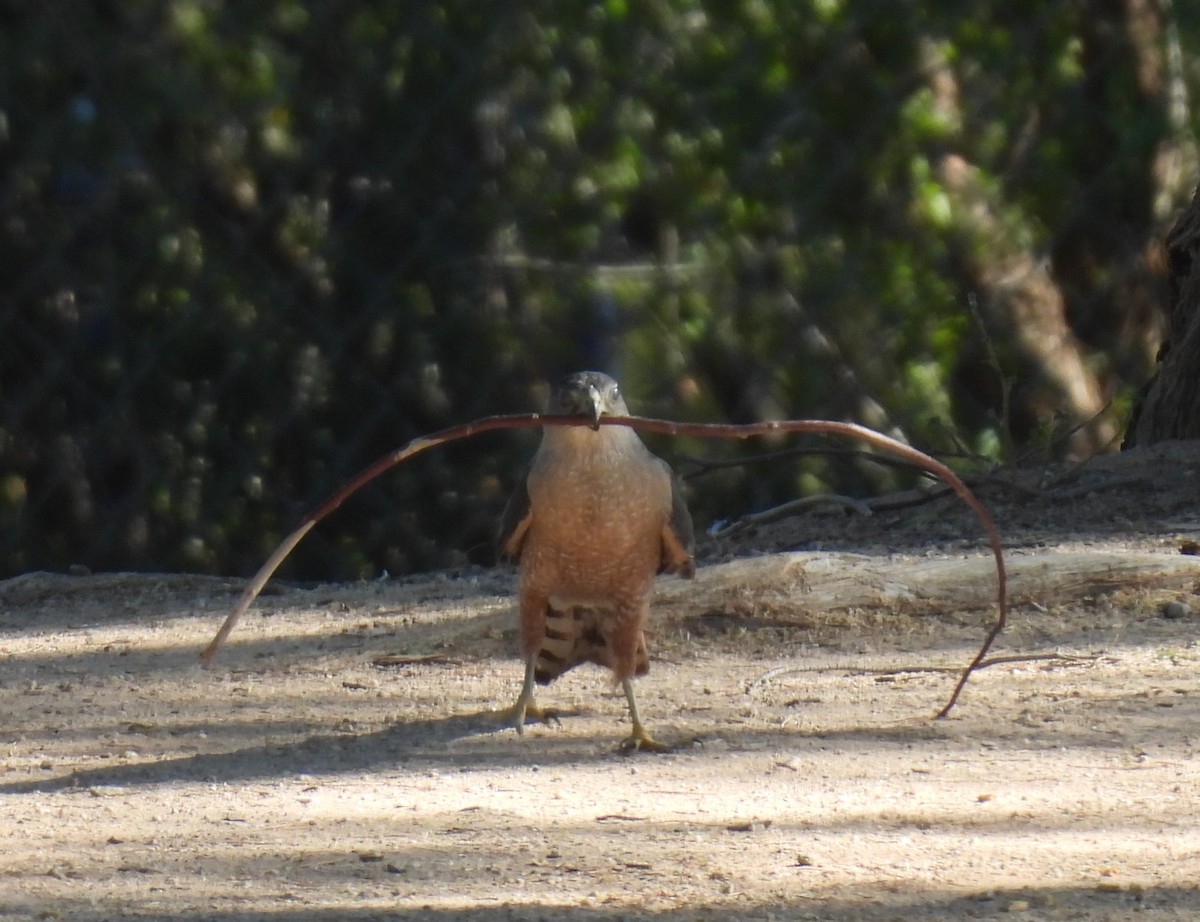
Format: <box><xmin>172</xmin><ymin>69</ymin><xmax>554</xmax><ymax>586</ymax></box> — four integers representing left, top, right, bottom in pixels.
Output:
<box><xmin>522</xmin><ymin>435</ymin><xmax>669</xmax><ymax>595</ymax></box>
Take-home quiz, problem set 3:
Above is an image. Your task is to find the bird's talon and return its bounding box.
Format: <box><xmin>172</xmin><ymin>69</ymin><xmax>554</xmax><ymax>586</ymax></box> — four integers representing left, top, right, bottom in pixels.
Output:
<box><xmin>493</xmin><ymin>700</ymin><xmax>560</xmax><ymax>733</ymax></box>
<box><xmin>522</xmin><ymin>704</ymin><xmax>558</xmax><ymax>727</ymax></box>
<box><xmin>619</xmin><ymin>728</ymin><xmax>673</xmax><ymax>754</ymax></box>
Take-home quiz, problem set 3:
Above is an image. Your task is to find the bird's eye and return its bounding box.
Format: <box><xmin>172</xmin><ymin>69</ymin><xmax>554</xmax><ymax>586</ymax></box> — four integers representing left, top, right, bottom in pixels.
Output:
<box><xmin>611</xmin><ymin>386</ymin><xmax>620</xmax><ymax>401</ymax></box>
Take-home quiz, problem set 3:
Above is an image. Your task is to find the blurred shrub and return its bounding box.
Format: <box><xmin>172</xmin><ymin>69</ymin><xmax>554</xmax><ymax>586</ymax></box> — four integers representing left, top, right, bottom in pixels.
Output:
<box><xmin>0</xmin><ymin>2</ymin><xmax>1194</xmax><ymax>578</ymax></box>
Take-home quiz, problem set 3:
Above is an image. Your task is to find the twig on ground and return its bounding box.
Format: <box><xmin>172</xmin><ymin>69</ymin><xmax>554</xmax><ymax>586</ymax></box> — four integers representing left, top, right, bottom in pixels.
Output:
<box><xmin>746</xmin><ymin>652</ymin><xmax>1098</xmax><ymax>693</ymax></box>
<box><xmin>679</xmin><ymin>446</ymin><xmax>942</xmax><ymax>479</ymax></box>
<box><xmin>711</xmin><ymin>494</ymin><xmax>873</xmax><ymax>539</ymax></box>
<box><xmin>713</xmin><ymin>470</ymin><xmax>1041</xmax><ymax>539</ymax></box>
<box><xmin>372</xmin><ymin>653</ymin><xmax>459</xmax><ymax>667</ymax></box>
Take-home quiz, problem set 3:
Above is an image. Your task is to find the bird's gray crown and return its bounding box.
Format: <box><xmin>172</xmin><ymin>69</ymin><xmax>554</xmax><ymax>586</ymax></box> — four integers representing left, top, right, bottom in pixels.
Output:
<box><xmin>548</xmin><ymin>371</ymin><xmax>629</xmax><ymax>419</ymax></box>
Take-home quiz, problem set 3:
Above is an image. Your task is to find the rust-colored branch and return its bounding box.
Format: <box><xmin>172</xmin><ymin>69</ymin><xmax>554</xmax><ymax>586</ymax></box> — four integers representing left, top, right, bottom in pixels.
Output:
<box><xmin>201</xmin><ymin>412</ymin><xmax>549</xmax><ymax>665</ymax></box>
<box><xmin>200</xmin><ymin>413</ymin><xmax>1008</xmax><ymax>718</ymax></box>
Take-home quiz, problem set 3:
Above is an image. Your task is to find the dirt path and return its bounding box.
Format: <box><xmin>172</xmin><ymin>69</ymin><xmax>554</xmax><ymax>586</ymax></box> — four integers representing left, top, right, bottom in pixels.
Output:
<box><xmin>3</xmin><ymin>443</ymin><xmax>1200</xmax><ymax>920</ymax></box>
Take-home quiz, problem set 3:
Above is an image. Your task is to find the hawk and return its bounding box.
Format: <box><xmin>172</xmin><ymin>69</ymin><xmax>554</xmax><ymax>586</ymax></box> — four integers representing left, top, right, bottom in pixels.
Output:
<box><xmin>497</xmin><ymin>371</ymin><xmax>695</xmax><ymax>750</ymax></box>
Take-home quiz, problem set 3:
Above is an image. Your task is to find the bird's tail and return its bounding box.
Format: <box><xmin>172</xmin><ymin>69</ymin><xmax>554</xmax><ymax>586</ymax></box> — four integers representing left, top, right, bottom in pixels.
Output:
<box><xmin>534</xmin><ymin>603</ymin><xmax>650</xmax><ymax>685</ymax></box>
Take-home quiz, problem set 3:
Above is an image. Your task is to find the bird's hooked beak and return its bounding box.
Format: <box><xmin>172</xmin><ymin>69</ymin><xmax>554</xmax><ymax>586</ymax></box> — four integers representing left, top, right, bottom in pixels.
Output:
<box><xmin>586</xmin><ymin>384</ymin><xmax>603</xmax><ymax>431</ymax></box>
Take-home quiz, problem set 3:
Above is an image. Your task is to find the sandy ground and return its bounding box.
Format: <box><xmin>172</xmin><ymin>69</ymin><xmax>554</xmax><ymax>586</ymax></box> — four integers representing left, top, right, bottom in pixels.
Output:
<box><xmin>3</xmin><ymin>441</ymin><xmax>1200</xmax><ymax>921</ymax></box>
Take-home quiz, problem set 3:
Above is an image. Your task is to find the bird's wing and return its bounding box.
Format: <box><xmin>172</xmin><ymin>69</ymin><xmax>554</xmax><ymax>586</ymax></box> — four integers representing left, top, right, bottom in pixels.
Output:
<box><xmin>496</xmin><ymin>472</ymin><xmax>534</xmax><ymax>562</ymax></box>
<box><xmin>658</xmin><ymin>465</ymin><xmax>695</xmax><ymax>578</ymax></box>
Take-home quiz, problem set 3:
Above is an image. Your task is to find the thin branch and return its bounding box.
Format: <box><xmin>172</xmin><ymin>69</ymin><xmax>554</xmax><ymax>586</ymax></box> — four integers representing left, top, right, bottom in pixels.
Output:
<box><xmin>967</xmin><ymin>291</ymin><xmax>1016</xmax><ymax>461</ymax></box>
<box><xmin>200</xmin><ymin>412</ymin><xmax>551</xmax><ymax>665</ymax></box>
<box><xmin>200</xmin><ymin>413</ymin><xmax>1009</xmax><ymax>719</ymax></box>
<box><xmin>1008</xmin><ymin>397</ymin><xmax>1120</xmax><ymax>469</ymax></box>
<box><xmin>747</xmin><ymin>652</ymin><xmax>1097</xmax><ymax>692</ymax></box>
<box><xmin>863</xmin><ymin>472</ymin><xmax>1043</xmax><ymax>513</ymax></box>
<box><xmin>678</xmin><ymin>445</ymin><xmax>942</xmax><ymax>480</ymax></box>
<box><xmin>710</xmin><ymin>494</ymin><xmax>873</xmax><ymax>539</ymax></box>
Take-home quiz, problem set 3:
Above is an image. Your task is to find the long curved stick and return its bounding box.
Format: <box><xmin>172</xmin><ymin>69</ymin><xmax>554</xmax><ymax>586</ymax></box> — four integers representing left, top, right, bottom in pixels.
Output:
<box><xmin>201</xmin><ymin>413</ymin><xmax>1007</xmax><ymax>717</ymax></box>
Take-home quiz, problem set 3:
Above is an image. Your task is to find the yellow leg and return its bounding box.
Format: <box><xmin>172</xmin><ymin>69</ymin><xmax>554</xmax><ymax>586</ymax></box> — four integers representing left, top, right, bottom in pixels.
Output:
<box><xmin>619</xmin><ymin>678</ymin><xmax>671</xmax><ymax>752</ymax></box>
<box><xmin>494</xmin><ymin>655</ymin><xmax>559</xmax><ymax>734</ymax></box>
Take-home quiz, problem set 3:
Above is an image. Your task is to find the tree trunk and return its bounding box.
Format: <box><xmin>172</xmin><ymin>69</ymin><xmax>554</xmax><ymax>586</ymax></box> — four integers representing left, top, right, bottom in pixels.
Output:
<box><xmin>1125</xmin><ymin>185</ymin><xmax>1200</xmax><ymax>446</ymax></box>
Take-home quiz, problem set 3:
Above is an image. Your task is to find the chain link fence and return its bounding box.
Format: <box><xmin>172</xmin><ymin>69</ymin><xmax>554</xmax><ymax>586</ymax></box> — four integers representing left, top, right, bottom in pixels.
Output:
<box><xmin>2</xmin><ymin>3</ymin><xmax>1196</xmax><ymax>581</ymax></box>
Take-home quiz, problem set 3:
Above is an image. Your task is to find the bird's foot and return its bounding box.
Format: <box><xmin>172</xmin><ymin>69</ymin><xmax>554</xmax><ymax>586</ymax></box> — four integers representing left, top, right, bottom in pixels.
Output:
<box><xmin>493</xmin><ymin>699</ymin><xmax>561</xmax><ymax>735</ymax></box>
<box><xmin>618</xmin><ymin>723</ymin><xmax>674</xmax><ymax>754</ymax></box>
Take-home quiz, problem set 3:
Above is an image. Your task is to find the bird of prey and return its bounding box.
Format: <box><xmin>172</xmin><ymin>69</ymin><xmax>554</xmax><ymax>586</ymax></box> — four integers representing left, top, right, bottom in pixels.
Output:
<box><xmin>497</xmin><ymin>371</ymin><xmax>695</xmax><ymax>750</ymax></box>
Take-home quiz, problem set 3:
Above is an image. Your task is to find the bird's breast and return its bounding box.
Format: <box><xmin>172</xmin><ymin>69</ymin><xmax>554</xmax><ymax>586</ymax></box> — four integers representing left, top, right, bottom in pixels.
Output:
<box><xmin>522</xmin><ymin>446</ymin><xmax>670</xmax><ymax>598</ymax></box>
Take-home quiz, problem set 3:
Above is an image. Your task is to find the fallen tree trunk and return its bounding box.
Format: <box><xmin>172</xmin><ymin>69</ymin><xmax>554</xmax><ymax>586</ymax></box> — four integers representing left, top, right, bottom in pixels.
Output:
<box><xmin>664</xmin><ymin>549</ymin><xmax>1200</xmax><ymax>618</ymax></box>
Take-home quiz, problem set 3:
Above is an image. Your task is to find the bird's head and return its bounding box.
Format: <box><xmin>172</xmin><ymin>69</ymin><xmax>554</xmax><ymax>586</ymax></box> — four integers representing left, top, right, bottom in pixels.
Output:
<box><xmin>548</xmin><ymin>371</ymin><xmax>629</xmax><ymax>431</ymax></box>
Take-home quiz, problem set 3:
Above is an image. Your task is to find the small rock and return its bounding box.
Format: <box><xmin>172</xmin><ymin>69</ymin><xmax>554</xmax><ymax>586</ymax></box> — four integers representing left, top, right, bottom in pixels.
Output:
<box><xmin>1162</xmin><ymin>600</ymin><xmax>1190</xmax><ymax>620</ymax></box>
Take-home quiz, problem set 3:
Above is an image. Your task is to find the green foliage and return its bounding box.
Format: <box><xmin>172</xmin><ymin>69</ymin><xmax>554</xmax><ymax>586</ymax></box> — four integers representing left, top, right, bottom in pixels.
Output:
<box><xmin>0</xmin><ymin>2</ymin><xmax>1195</xmax><ymax>578</ymax></box>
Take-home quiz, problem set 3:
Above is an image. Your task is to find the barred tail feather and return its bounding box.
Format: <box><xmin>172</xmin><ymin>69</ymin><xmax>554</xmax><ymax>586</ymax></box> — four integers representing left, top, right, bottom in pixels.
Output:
<box><xmin>534</xmin><ymin>603</ymin><xmax>650</xmax><ymax>685</ymax></box>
